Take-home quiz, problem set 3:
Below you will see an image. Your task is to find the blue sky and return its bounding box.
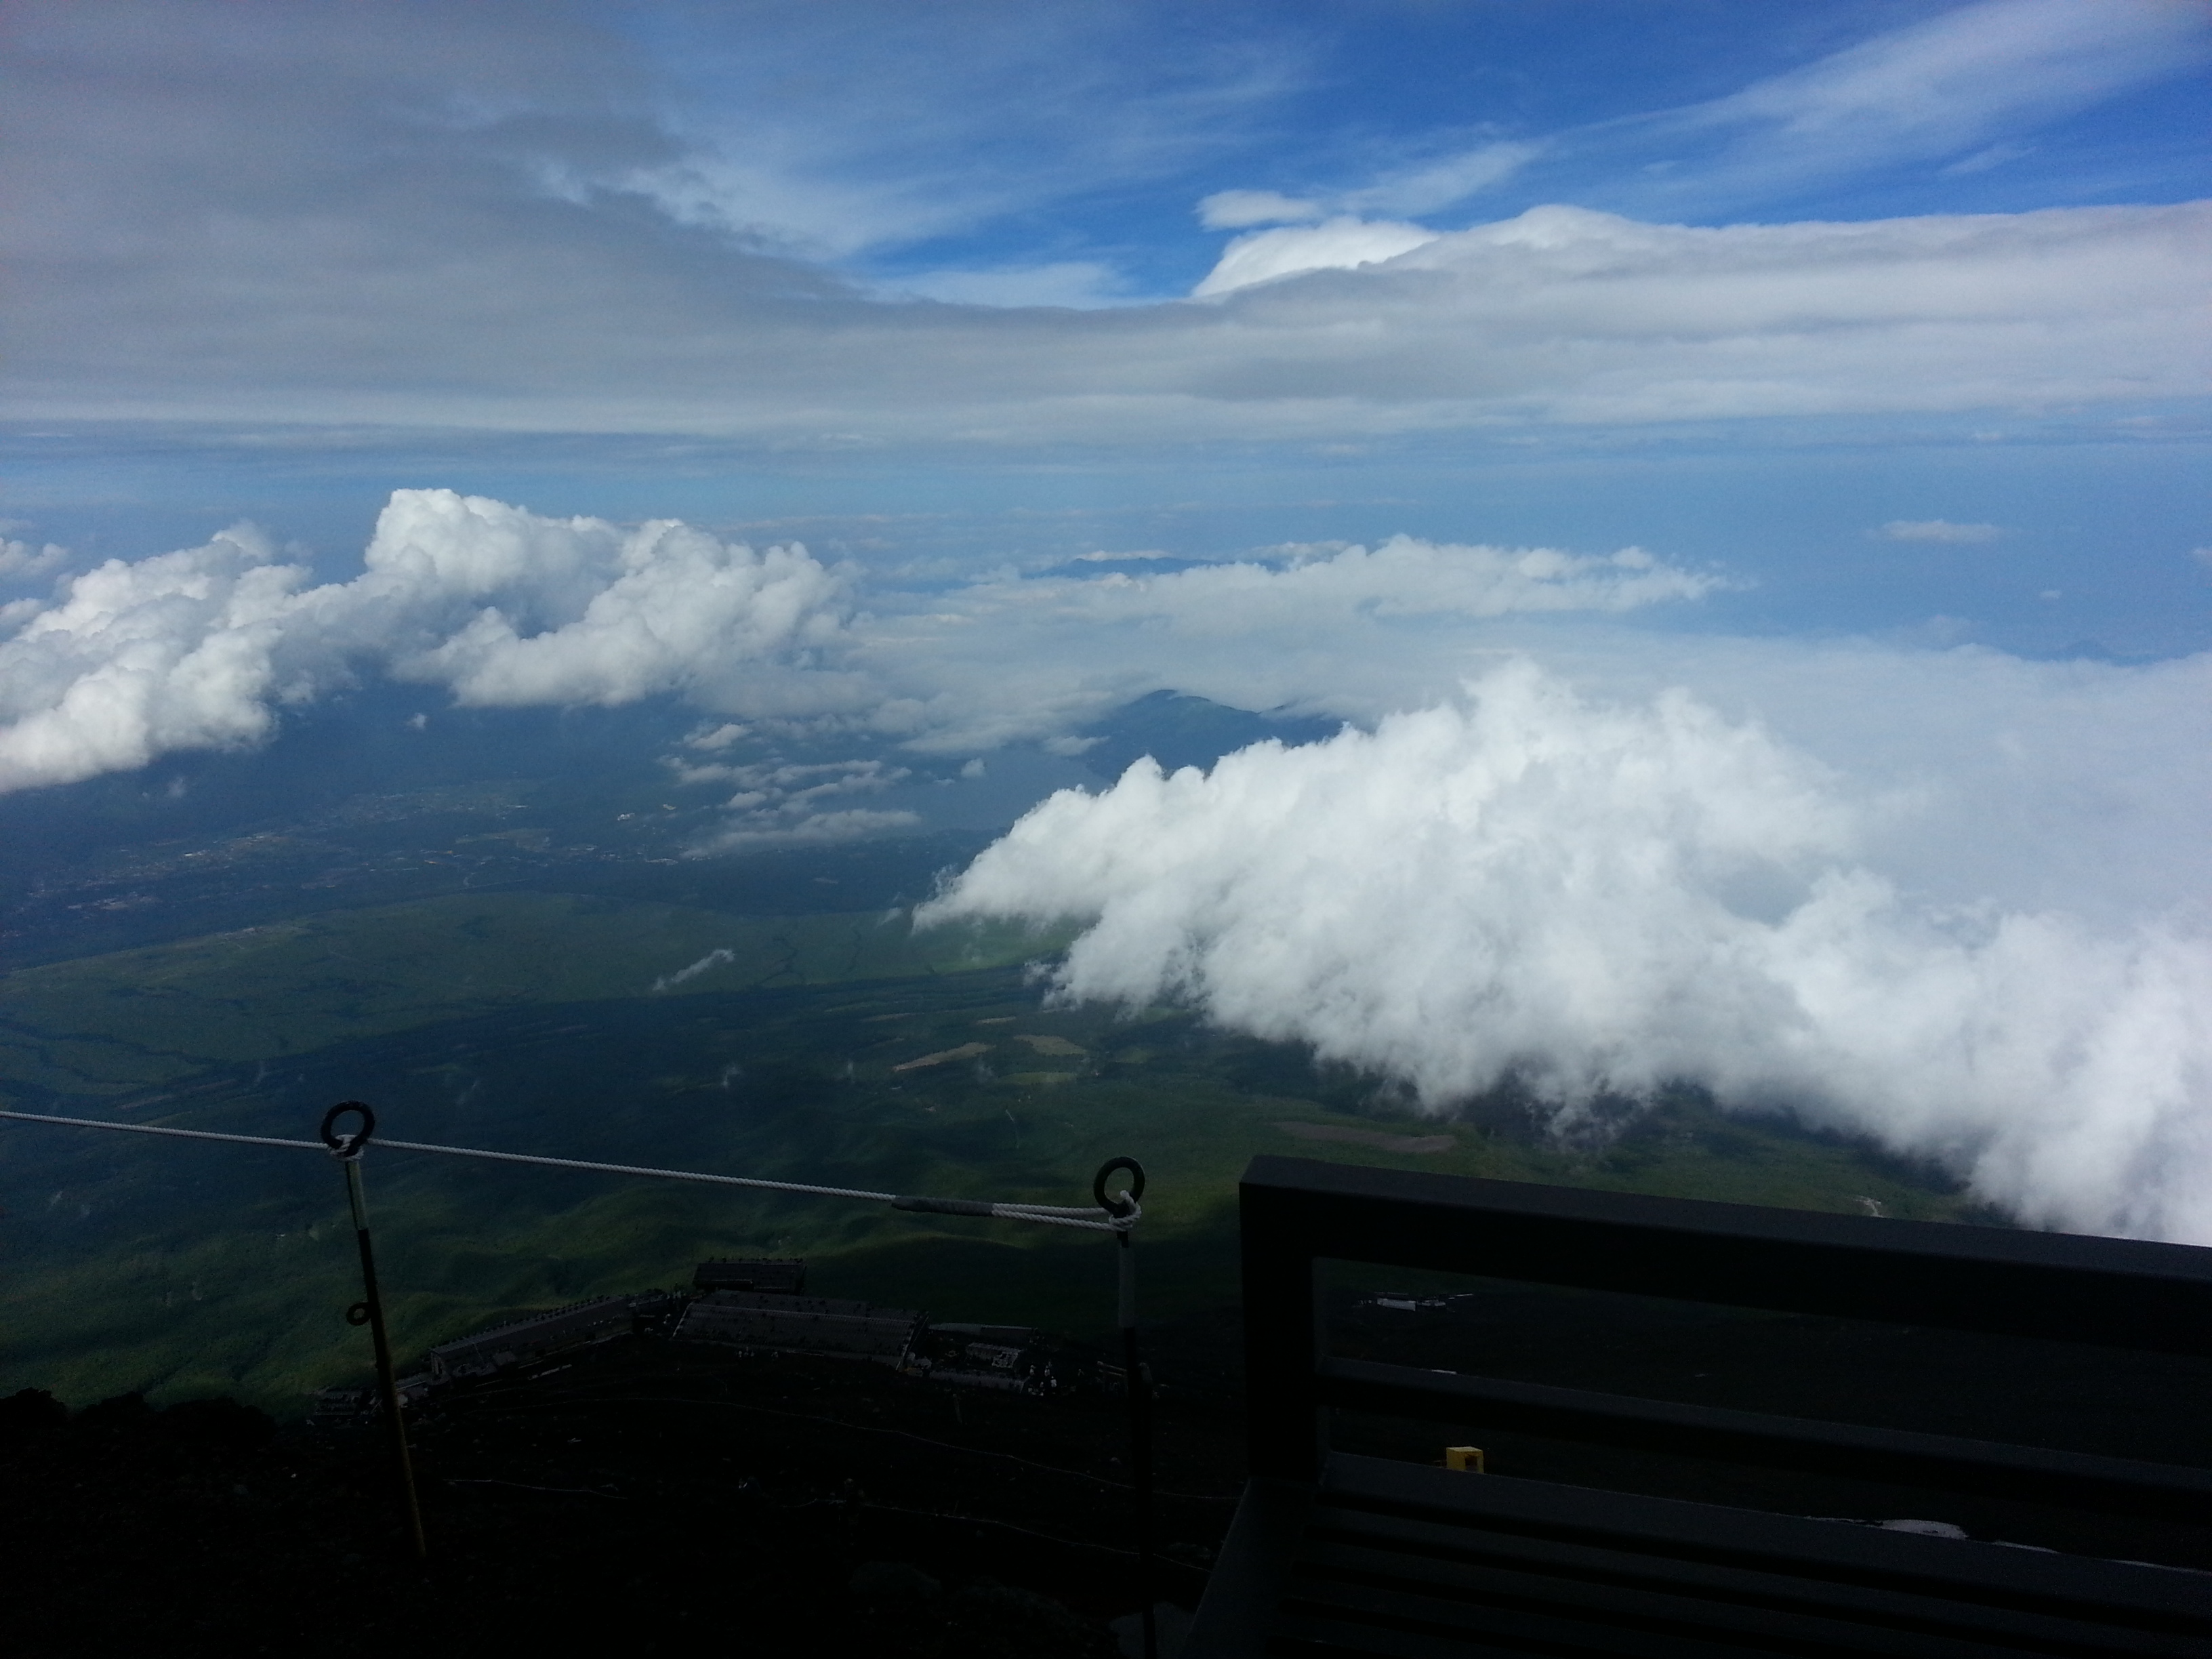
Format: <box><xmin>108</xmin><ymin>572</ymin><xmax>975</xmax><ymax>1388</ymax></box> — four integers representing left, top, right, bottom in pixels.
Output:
<box><xmin>4</xmin><ymin>0</ymin><xmax>2207</xmax><ymax>659</ymax></box>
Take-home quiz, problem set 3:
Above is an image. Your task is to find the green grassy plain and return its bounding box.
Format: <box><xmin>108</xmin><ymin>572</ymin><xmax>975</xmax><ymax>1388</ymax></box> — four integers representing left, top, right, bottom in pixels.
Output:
<box><xmin>0</xmin><ymin>891</ymin><xmax>1059</xmax><ymax>1093</ymax></box>
<box><xmin>1</xmin><ymin>895</ymin><xmax>1986</xmax><ymax>1414</ymax></box>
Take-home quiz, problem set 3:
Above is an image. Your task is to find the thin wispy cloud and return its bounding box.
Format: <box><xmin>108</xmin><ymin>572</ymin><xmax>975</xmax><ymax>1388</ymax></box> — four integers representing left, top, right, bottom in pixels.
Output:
<box><xmin>1660</xmin><ymin>0</ymin><xmax>2209</xmax><ymax>203</ymax></box>
<box><xmin>1880</xmin><ymin>520</ymin><xmax>2002</xmax><ymax>544</ymax></box>
<box><xmin>1199</xmin><ymin>0</ymin><xmax>2211</xmax><ymax>236</ymax></box>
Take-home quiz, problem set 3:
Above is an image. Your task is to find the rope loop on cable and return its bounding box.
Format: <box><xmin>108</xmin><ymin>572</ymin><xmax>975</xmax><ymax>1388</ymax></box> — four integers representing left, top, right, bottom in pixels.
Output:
<box><xmin>1092</xmin><ymin>1155</ymin><xmax>1146</xmax><ymax>1233</ymax></box>
<box><xmin>319</xmin><ymin>1101</ymin><xmax>375</xmax><ymax>1161</ymax></box>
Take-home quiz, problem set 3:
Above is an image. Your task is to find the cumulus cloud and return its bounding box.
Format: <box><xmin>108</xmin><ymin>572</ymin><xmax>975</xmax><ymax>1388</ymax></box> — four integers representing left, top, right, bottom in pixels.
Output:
<box><xmin>922</xmin><ymin>661</ymin><xmax>2212</xmax><ymax>1244</ymax></box>
<box><xmin>0</xmin><ymin>490</ymin><xmax>856</xmax><ymax>793</ymax></box>
<box><xmin>0</xmin><ymin>527</ymin><xmax>315</xmax><ymax>791</ymax></box>
<box><xmin>1880</xmin><ymin>520</ymin><xmax>2001</xmax><ymax>544</ymax></box>
<box><xmin>390</xmin><ymin>517</ymin><xmax>849</xmax><ymax>709</ymax></box>
<box><xmin>0</xmin><ymin>539</ymin><xmax>68</xmax><ymax>583</ymax></box>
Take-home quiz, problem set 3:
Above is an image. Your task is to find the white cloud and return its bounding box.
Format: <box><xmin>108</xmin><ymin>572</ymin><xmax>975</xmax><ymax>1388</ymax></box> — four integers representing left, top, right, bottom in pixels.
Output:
<box><xmin>857</xmin><ymin>535</ymin><xmax>1719</xmax><ymax>752</ymax></box>
<box><xmin>1187</xmin><ymin>2</ymin><xmax>2206</xmax><ymax>261</ymax></box>
<box><xmin>22</xmin><ymin>183</ymin><xmax>2202</xmax><ymax>441</ymax></box>
<box><xmin>1880</xmin><ymin>520</ymin><xmax>2002</xmax><ymax>544</ymax></box>
<box><xmin>396</xmin><ymin>519</ymin><xmax>850</xmax><ymax>710</ymax></box>
<box><xmin>966</xmin><ymin>537</ymin><xmax>1717</xmax><ymax>632</ymax></box>
<box><xmin>653</xmin><ymin>947</ymin><xmax>737</xmax><ymax>992</ymax></box>
<box><xmin>1653</xmin><ymin>0</ymin><xmax>2211</xmax><ymax>207</ymax></box>
<box><xmin>1715</xmin><ymin>0</ymin><xmax>2203</xmax><ymax>143</ymax></box>
<box><xmin>0</xmin><ymin>490</ymin><xmax>859</xmax><ymax>792</ymax></box>
<box><xmin>1193</xmin><ymin>216</ymin><xmax>1439</xmax><ymax>297</ymax></box>
<box><xmin>0</xmin><ymin>527</ymin><xmax>314</xmax><ymax>792</ymax></box>
<box><xmin>1198</xmin><ymin>190</ymin><xmax>1324</xmax><ymax>230</ymax></box>
<box><xmin>695</xmin><ymin>806</ymin><xmax>922</xmax><ymax>853</ymax></box>
<box><xmin>8</xmin><ymin>0</ymin><xmax>2208</xmax><ymax>445</ymax></box>
<box><xmin>597</xmin><ymin>8</ymin><xmax>1303</xmax><ymax>261</ymax></box>
<box><xmin>667</xmin><ymin>753</ymin><xmax>923</xmax><ymax>852</ymax></box>
<box><xmin>1337</xmin><ymin>141</ymin><xmax>1542</xmax><ymax>218</ymax></box>
<box><xmin>0</xmin><ymin>539</ymin><xmax>68</xmax><ymax>583</ymax></box>
<box><xmin>922</xmin><ymin>661</ymin><xmax>2212</xmax><ymax>1243</ymax></box>
<box><xmin>0</xmin><ymin>502</ymin><xmax>1715</xmax><ymax>794</ymax></box>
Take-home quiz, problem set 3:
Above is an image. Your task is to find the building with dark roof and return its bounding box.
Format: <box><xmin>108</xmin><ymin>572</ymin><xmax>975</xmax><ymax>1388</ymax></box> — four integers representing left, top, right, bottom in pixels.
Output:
<box><xmin>672</xmin><ymin>1289</ymin><xmax>924</xmax><ymax>1367</ymax></box>
<box><xmin>426</xmin><ymin>1294</ymin><xmax>638</xmax><ymax>1381</ymax></box>
<box><xmin>692</xmin><ymin>1258</ymin><xmax>807</xmax><ymax>1294</ymax></box>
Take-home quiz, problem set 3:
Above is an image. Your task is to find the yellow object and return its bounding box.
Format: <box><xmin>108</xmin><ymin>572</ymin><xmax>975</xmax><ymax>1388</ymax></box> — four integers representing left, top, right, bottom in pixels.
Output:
<box><xmin>1445</xmin><ymin>1446</ymin><xmax>1486</xmax><ymax>1474</ymax></box>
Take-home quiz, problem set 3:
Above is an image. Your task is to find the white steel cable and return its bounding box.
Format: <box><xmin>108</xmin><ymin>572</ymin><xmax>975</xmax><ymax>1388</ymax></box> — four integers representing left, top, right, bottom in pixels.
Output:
<box><xmin>0</xmin><ymin>1108</ymin><xmax>333</xmax><ymax>1155</ymax></box>
<box><xmin>0</xmin><ymin>1108</ymin><xmax>1129</xmax><ymax>1233</ymax></box>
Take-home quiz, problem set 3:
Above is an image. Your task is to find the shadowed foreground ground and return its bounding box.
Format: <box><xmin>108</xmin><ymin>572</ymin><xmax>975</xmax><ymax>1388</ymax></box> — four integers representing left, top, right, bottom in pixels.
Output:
<box><xmin>0</xmin><ymin>1325</ymin><xmax>1247</xmax><ymax>1657</ymax></box>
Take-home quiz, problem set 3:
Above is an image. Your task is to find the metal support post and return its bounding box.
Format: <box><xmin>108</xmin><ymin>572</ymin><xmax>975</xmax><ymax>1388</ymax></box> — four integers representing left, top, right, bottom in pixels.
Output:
<box><xmin>1097</xmin><ymin>1156</ymin><xmax>1155</xmax><ymax>1659</ymax></box>
<box><xmin>322</xmin><ymin>1102</ymin><xmax>427</xmax><ymax>1561</ymax></box>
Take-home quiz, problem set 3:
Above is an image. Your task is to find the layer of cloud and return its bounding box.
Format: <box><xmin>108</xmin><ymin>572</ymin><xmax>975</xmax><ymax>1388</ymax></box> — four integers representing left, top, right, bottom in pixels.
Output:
<box><xmin>922</xmin><ymin>661</ymin><xmax>2212</xmax><ymax>1243</ymax></box>
<box><xmin>22</xmin><ymin>197</ymin><xmax>2199</xmax><ymax>441</ymax></box>
<box><xmin>952</xmin><ymin>537</ymin><xmax>1717</xmax><ymax>630</ymax></box>
<box><xmin>855</xmin><ymin>535</ymin><xmax>1719</xmax><ymax>752</ymax></box>
<box><xmin>890</xmin><ymin>262</ymin><xmax>1130</xmax><ymax>310</ymax></box>
<box><xmin>6</xmin><ymin>0</ymin><xmax>2203</xmax><ymax>442</ymax></box>
<box><xmin>0</xmin><ymin>491</ymin><xmax>855</xmax><ymax>792</ymax></box>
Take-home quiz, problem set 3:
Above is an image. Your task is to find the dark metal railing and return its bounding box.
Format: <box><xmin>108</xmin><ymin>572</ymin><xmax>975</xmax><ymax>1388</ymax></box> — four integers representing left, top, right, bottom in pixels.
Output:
<box><xmin>1239</xmin><ymin>1154</ymin><xmax>2212</xmax><ymax>1511</ymax></box>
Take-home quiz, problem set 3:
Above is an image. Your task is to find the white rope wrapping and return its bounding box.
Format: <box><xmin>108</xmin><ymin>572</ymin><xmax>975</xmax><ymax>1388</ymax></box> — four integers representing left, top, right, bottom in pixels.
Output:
<box><xmin>0</xmin><ymin>1109</ymin><xmax>1130</xmax><ymax>1233</ymax></box>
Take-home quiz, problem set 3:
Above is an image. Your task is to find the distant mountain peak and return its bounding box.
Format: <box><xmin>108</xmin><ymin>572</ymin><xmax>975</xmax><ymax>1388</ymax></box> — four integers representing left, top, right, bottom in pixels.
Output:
<box><xmin>1076</xmin><ymin>691</ymin><xmax>1340</xmax><ymax>780</ymax></box>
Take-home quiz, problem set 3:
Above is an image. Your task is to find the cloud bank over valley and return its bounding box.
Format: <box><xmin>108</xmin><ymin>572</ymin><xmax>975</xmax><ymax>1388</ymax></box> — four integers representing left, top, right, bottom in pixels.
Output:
<box><xmin>924</xmin><ymin>663</ymin><xmax>2212</xmax><ymax>1244</ymax></box>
